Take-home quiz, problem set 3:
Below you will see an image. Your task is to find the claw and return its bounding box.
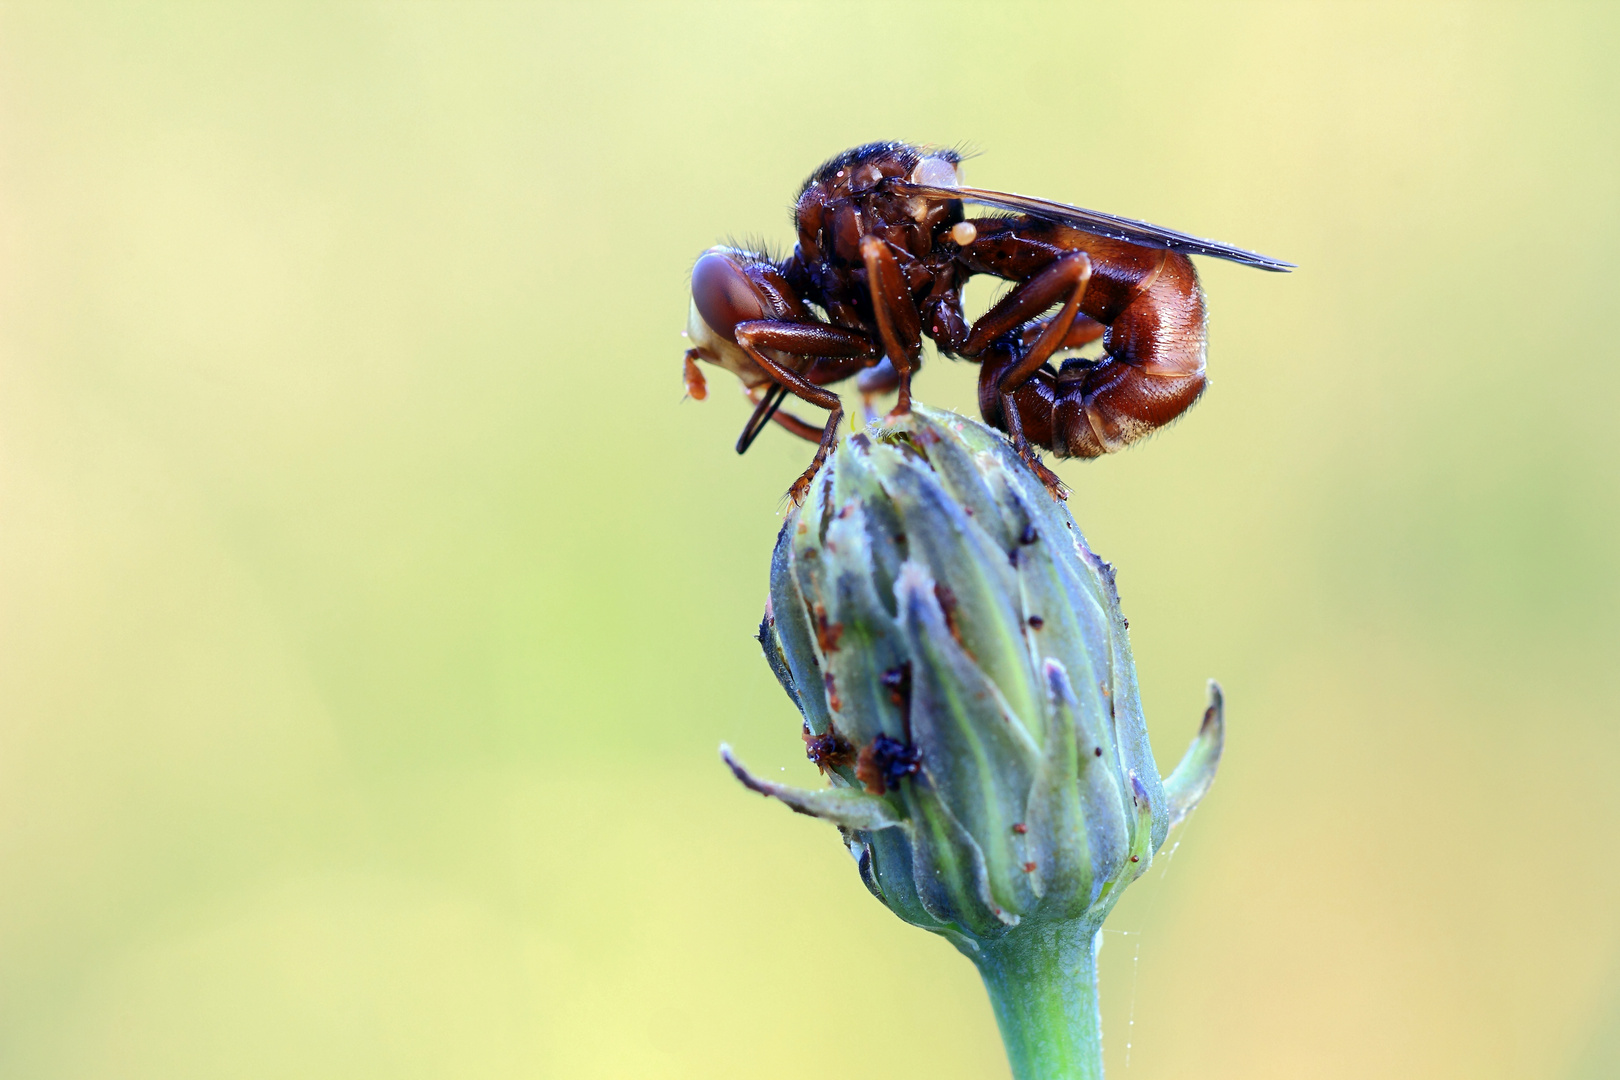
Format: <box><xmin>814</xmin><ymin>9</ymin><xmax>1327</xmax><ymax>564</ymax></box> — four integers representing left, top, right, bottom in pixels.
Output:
<box><xmin>786</xmin><ymin>470</ymin><xmax>815</xmax><ymax>507</ymax></box>
<box><xmin>1016</xmin><ymin>443</ymin><xmax>1068</xmax><ymax>501</ymax></box>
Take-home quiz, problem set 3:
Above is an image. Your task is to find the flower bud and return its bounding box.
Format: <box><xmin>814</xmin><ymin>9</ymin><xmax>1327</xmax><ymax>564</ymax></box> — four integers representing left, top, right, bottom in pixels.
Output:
<box><xmin>723</xmin><ymin>406</ymin><xmax>1223</xmax><ymax>951</ymax></box>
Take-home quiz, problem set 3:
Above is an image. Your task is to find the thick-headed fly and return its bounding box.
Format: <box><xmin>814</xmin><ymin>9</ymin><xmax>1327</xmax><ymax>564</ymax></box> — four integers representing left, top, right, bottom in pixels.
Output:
<box><xmin>682</xmin><ymin>142</ymin><xmax>1292</xmax><ymax>501</ymax></box>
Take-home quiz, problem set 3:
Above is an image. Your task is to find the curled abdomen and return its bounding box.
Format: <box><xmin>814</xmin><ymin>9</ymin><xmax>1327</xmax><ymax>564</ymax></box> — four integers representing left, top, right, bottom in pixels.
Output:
<box><xmin>982</xmin><ymin>249</ymin><xmax>1208</xmax><ymax>459</ymax></box>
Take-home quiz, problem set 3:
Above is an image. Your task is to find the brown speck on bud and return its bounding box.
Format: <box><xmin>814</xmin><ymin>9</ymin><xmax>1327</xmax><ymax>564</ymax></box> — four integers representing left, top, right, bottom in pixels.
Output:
<box><xmin>1022</xmin><ymin>862</ymin><xmax>1037</xmax><ymax>873</ymax></box>
<box><xmin>880</xmin><ymin>664</ymin><xmax>910</xmax><ymax>708</ymax></box>
<box><xmin>855</xmin><ymin>743</ymin><xmax>884</xmax><ymax>794</ymax></box>
<box><xmin>802</xmin><ymin>724</ymin><xmax>856</xmax><ymax>772</ymax></box>
<box><xmin>933</xmin><ymin>583</ymin><xmax>963</xmax><ymax>646</ymax></box>
<box><xmin>813</xmin><ymin>604</ymin><xmax>844</xmax><ymax>653</ymax></box>
<box><xmin>880</xmin><ymin>662</ymin><xmax>913</xmax><ymax>735</ymax></box>
<box><xmin>823</xmin><ymin>672</ymin><xmax>843</xmax><ymax>713</ymax></box>
<box><xmin>1027</xmin><ymin>615</ymin><xmax>1044</xmax><ymax>630</ymax></box>
<box><xmin>1012</xmin><ymin>822</ymin><xmax>1028</xmax><ymax>835</ymax></box>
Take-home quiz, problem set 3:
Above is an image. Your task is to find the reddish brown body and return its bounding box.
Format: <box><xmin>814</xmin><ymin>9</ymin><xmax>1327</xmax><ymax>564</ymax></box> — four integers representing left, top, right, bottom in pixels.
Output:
<box><xmin>960</xmin><ymin>221</ymin><xmax>1208</xmax><ymax>459</ymax></box>
<box><xmin>682</xmin><ymin>142</ymin><xmax>1289</xmax><ymax>500</ymax></box>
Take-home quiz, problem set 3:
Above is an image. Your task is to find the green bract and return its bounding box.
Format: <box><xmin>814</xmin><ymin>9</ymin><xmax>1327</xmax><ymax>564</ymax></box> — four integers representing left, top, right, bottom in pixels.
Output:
<box><xmin>723</xmin><ymin>405</ymin><xmax>1223</xmax><ymax>954</ymax></box>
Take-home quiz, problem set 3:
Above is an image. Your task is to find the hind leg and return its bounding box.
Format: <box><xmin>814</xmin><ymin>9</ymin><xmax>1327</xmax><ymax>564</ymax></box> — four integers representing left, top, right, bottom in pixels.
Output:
<box><xmin>967</xmin><ymin>253</ymin><xmax>1093</xmax><ymax>496</ymax></box>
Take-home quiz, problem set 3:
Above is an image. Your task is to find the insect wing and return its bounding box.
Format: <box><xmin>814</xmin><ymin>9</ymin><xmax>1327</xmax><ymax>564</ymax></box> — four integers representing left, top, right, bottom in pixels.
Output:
<box><xmin>889</xmin><ymin>181</ymin><xmax>1295</xmax><ymax>272</ymax></box>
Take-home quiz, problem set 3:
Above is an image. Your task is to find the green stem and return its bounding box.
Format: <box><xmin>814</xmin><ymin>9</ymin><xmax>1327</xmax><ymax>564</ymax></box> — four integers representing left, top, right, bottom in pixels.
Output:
<box><xmin>974</xmin><ymin>918</ymin><xmax>1105</xmax><ymax>1080</ymax></box>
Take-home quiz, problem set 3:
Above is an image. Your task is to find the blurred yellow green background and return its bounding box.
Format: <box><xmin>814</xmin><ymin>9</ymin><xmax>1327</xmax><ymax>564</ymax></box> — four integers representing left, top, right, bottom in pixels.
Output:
<box><xmin>1</xmin><ymin>2</ymin><xmax>1616</xmax><ymax>1077</ymax></box>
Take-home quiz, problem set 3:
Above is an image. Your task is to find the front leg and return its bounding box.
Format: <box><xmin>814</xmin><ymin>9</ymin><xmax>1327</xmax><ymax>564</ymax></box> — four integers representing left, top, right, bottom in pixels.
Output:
<box><xmin>732</xmin><ymin>320</ymin><xmax>878</xmax><ymax>503</ymax></box>
<box><xmin>859</xmin><ymin>236</ymin><xmax>924</xmax><ymax>414</ymax></box>
<box><xmin>737</xmin><ymin>353</ymin><xmax>875</xmax><ymax>453</ymax></box>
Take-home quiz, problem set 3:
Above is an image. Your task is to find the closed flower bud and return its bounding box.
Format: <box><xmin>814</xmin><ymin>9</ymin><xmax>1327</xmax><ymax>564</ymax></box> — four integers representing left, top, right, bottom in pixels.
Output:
<box><xmin>722</xmin><ymin>405</ymin><xmax>1224</xmax><ymax>952</ymax></box>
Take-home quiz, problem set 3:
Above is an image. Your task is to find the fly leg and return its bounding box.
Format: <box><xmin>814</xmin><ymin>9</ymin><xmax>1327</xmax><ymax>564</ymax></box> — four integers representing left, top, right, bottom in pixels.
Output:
<box><xmin>961</xmin><ymin>252</ymin><xmax>1093</xmax><ymax>497</ymax></box>
<box><xmin>1015</xmin><ymin>310</ymin><xmax>1105</xmax><ymax>353</ymax></box>
<box><xmin>735</xmin><ymin>340</ymin><xmax>876</xmax><ymax>455</ymax></box>
<box><xmin>853</xmin><ymin>356</ymin><xmax>926</xmax><ymax>426</ymax></box>
<box><xmin>859</xmin><ymin>236</ymin><xmax>923</xmax><ymax>415</ymax></box>
<box><xmin>732</xmin><ymin>320</ymin><xmax>879</xmax><ymax>504</ymax></box>
<box><xmin>682</xmin><ymin>350</ymin><xmax>708</xmax><ymax>401</ymax></box>
<box><xmin>959</xmin><ymin>251</ymin><xmax>1097</xmax><ymax>359</ymax></box>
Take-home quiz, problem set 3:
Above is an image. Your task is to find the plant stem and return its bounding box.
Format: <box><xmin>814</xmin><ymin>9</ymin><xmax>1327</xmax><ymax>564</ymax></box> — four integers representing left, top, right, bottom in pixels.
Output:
<box><xmin>974</xmin><ymin>918</ymin><xmax>1106</xmax><ymax>1080</ymax></box>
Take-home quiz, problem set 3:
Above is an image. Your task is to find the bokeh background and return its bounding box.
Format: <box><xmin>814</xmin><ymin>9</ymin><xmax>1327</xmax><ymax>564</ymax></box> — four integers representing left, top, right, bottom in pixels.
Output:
<box><xmin>1</xmin><ymin>3</ymin><xmax>1616</xmax><ymax>1077</ymax></box>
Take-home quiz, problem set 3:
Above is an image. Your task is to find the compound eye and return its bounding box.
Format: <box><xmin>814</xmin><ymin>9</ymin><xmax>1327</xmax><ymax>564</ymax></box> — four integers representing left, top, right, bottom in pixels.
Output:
<box><xmin>691</xmin><ymin>249</ymin><xmax>769</xmax><ymax>343</ymax></box>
